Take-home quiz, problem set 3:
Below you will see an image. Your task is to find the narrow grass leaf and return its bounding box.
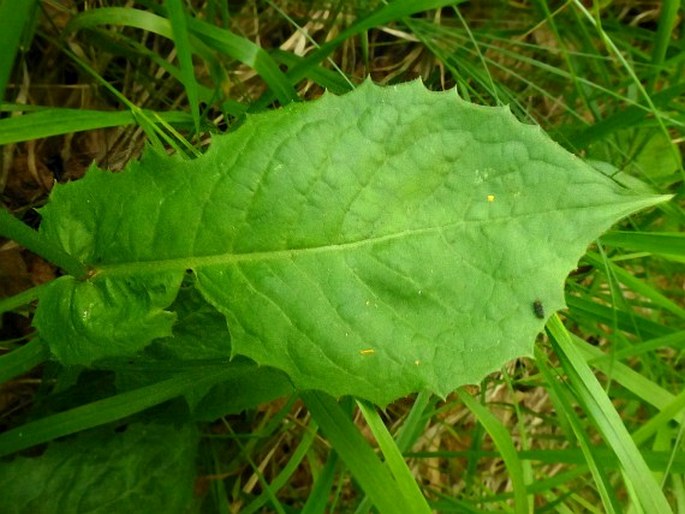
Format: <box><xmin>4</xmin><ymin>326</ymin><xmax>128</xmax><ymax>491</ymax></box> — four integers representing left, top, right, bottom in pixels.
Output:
<box><xmin>601</xmin><ymin>231</ymin><xmax>685</xmax><ymax>257</ymax></box>
<box><xmin>572</xmin><ymin>0</ymin><xmax>681</xmax><ymax>175</ymax></box>
<box><xmin>566</xmin><ymin>295</ymin><xmax>672</xmax><ymax>340</ymax></box>
<box><xmin>301</xmin><ymin>452</ymin><xmax>340</xmax><ymax>514</ymax></box>
<box><xmin>66</xmin><ymin>7</ymin><xmax>297</xmax><ymax>106</ymax></box>
<box><xmin>0</xmin><ymin>0</ymin><xmax>39</xmax><ymax>101</ymax></box>
<box><xmin>548</xmin><ymin>314</ymin><xmax>673</xmax><ymax>513</ymax></box>
<box><xmin>457</xmin><ymin>388</ymin><xmax>530</xmax><ymax>514</ymax></box>
<box><xmin>405</xmin><ymin>448</ymin><xmax>685</xmax><ymax>474</ymax></box>
<box><xmin>576</xmin><ymin>335</ymin><xmax>681</xmax><ymax>424</ymax></box>
<box><xmin>632</xmin><ymin>388</ymin><xmax>685</xmax><ymax>447</ymax></box>
<box><xmin>0</xmin><ymin>365</ymin><xmax>235</xmax><ymax>458</ymax></box>
<box><xmin>65</xmin><ymin>6</ymin><xmax>172</xmax><ymax>37</ymax></box>
<box><xmin>536</xmin><ymin>346</ymin><xmax>621</xmax><ymax>514</ymax></box>
<box><xmin>648</xmin><ymin>0</ymin><xmax>680</xmax><ymax>91</ymax></box>
<box><xmin>357</xmin><ymin>400</ymin><xmax>432</xmax><ymax>514</ymax></box>
<box><xmin>302</xmin><ymin>391</ymin><xmax>414</xmax><ymax>514</ymax></box>
<box><xmin>164</xmin><ymin>0</ymin><xmax>201</xmax><ymax>133</ymax></box>
<box><xmin>608</xmin><ymin>331</ymin><xmax>685</xmax><ymax>361</ymax></box>
<box><xmin>241</xmin><ymin>420</ymin><xmax>319</xmax><ymax>514</ymax></box>
<box><xmin>254</xmin><ymin>0</ymin><xmax>467</xmax><ymax>108</ymax></box>
<box><xmin>567</xmin><ymin>83</ymin><xmax>685</xmax><ymax>149</ymax></box>
<box><xmin>271</xmin><ymin>49</ymin><xmax>353</xmax><ymax>94</ymax></box>
<box><xmin>0</xmin><ymin>338</ymin><xmax>49</xmax><ymax>384</ymax></box>
<box><xmin>291</xmin><ymin>0</ymin><xmax>466</xmax><ymax>78</ymax></box>
<box><xmin>186</xmin><ymin>18</ymin><xmax>298</xmax><ymax>105</ymax></box>
<box><xmin>395</xmin><ymin>391</ymin><xmax>433</xmax><ymax>452</ymax></box>
<box><xmin>585</xmin><ymin>252</ymin><xmax>685</xmax><ymax>320</ymax></box>
<box><xmin>0</xmin><ymin>284</ymin><xmax>46</xmax><ymax>315</ymax></box>
<box><xmin>0</xmin><ymin>108</ymin><xmax>193</xmax><ymax>145</ymax></box>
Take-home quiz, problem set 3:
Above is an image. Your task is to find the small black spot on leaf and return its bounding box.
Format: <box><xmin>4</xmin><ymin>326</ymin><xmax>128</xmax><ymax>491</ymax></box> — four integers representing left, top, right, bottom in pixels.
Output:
<box><xmin>533</xmin><ymin>300</ymin><xmax>545</xmax><ymax>319</ymax></box>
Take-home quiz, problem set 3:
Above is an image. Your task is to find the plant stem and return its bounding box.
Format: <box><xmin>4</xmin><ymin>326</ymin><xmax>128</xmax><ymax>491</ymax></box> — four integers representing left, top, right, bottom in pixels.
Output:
<box><xmin>0</xmin><ymin>208</ymin><xmax>88</xmax><ymax>278</ymax></box>
<box><xmin>0</xmin><ymin>338</ymin><xmax>50</xmax><ymax>384</ymax></box>
<box><xmin>0</xmin><ymin>282</ymin><xmax>48</xmax><ymax>314</ymax></box>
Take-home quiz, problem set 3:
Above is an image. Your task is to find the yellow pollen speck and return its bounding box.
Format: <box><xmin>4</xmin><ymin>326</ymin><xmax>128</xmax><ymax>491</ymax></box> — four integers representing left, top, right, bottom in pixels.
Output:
<box><xmin>415</xmin><ymin>360</ymin><xmax>421</xmax><ymax>365</ymax></box>
<box><xmin>360</xmin><ymin>349</ymin><xmax>376</xmax><ymax>356</ymax></box>
<box><xmin>487</xmin><ymin>194</ymin><xmax>495</xmax><ymax>202</ymax></box>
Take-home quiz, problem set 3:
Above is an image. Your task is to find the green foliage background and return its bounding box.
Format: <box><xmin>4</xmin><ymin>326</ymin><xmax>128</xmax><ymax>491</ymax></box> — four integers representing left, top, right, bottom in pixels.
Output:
<box><xmin>0</xmin><ymin>1</ymin><xmax>683</xmax><ymax>513</ymax></box>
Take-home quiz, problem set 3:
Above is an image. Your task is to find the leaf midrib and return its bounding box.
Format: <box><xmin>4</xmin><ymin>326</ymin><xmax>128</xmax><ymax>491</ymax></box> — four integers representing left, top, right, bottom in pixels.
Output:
<box><xmin>90</xmin><ymin>223</ymin><xmax>452</xmax><ymax>278</ymax></box>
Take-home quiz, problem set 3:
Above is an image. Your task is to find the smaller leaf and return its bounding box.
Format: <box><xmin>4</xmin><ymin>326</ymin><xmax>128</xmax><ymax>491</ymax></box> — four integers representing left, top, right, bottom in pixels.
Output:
<box><xmin>34</xmin><ymin>272</ymin><xmax>182</xmax><ymax>365</ymax></box>
<box><xmin>108</xmin><ymin>286</ymin><xmax>294</xmax><ymax>416</ymax></box>
<box><xmin>0</xmin><ymin>423</ymin><xmax>199</xmax><ymax>514</ymax></box>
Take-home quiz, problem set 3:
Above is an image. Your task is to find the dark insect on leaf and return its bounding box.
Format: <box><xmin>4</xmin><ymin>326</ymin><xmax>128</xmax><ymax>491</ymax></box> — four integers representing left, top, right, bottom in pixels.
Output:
<box><xmin>533</xmin><ymin>300</ymin><xmax>545</xmax><ymax>319</ymax></box>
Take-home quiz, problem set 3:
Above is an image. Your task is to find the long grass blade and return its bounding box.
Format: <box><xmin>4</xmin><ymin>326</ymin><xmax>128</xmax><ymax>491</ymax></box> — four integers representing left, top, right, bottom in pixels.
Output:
<box><xmin>0</xmin><ymin>108</ymin><xmax>193</xmax><ymax>145</ymax></box>
<box><xmin>536</xmin><ymin>346</ymin><xmax>621</xmax><ymax>514</ymax></box>
<box><xmin>165</xmin><ymin>0</ymin><xmax>201</xmax><ymax>133</ymax></box>
<box><xmin>457</xmin><ymin>388</ymin><xmax>530</xmax><ymax>514</ymax></box>
<box><xmin>357</xmin><ymin>400</ymin><xmax>432</xmax><ymax>514</ymax></box>
<box><xmin>302</xmin><ymin>391</ymin><xmax>421</xmax><ymax>514</ymax></box>
<box><xmin>0</xmin><ymin>365</ymin><xmax>235</xmax><ymax>458</ymax></box>
<box><xmin>0</xmin><ymin>338</ymin><xmax>49</xmax><ymax>384</ymax></box>
<box><xmin>186</xmin><ymin>18</ymin><xmax>298</xmax><ymax>105</ymax></box>
<box><xmin>548</xmin><ymin>314</ymin><xmax>673</xmax><ymax>513</ymax></box>
<box><xmin>0</xmin><ymin>0</ymin><xmax>39</xmax><ymax>101</ymax></box>
<box><xmin>65</xmin><ymin>7</ymin><xmax>297</xmax><ymax>106</ymax></box>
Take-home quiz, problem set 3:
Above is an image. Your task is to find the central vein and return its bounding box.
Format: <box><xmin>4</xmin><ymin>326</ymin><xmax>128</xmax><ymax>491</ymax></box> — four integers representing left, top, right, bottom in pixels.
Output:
<box><xmin>90</xmin><ymin>224</ymin><xmax>448</xmax><ymax>278</ymax></box>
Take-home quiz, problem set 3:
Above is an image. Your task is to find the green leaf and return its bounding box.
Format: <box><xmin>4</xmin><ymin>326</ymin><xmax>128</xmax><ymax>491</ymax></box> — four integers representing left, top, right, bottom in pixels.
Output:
<box><xmin>109</xmin><ymin>285</ymin><xmax>294</xmax><ymax>417</ymax></box>
<box><xmin>0</xmin><ymin>422</ymin><xmax>198</xmax><ymax>514</ymax></box>
<box><xmin>35</xmin><ymin>80</ymin><xmax>669</xmax><ymax>405</ymax></box>
<box><xmin>33</xmin><ymin>272</ymin><xmax>182</xmax><ymax>365</ymax></box>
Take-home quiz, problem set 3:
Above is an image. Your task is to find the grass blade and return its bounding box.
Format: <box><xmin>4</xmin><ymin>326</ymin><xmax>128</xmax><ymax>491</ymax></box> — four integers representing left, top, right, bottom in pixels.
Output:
<box><xmin>0</xmin><ymin>365</ymin><xmax>235</xmax><ymax>458</ymax></box>
<box><xmin>575</xmin><ymin>335</ymin><xmax>681</xmax><ymax>425</ymax></box>
<box><xmin>0</xmin><ymin>108</ymin><xmax>193</xmax><ymax>145</ymax></box>
<box><xmin>548</xmin><ymin>314</ymin><xmax>674</xmax><ymax>513</ymax></box>
<box><xmin>536</xmin><ymin>346</ymin><xmax>621</xmax><ymax>513</ymax></box>
<box><xmin>254</xmin><ymin>0</ymin><xmax>465</xmax><ymax>108</ymax></box>
<box><xmin>241</xmin><ymin>420</ymin><xmax>319</xmax><ymax>514</ymax></box>
<box><xmin>648</xmin><ymin>0</ymin><xmax>680</xmax><ymax>91</ymax></box>
<box><xmin>0</xmin><ymin>338</ymin><xmax>49</xmax><ymax>384</ymax></box>
<box><xmin>164</xmin><ymin>0</ymin><xmax>201</xmax><ymax>133</ymax></box>
<box><xmin>0</xmin><ymin>284</ymin><xmax>46</xmax><ymax>315</ymax></box>
<box><xmin>585</xmin><ymin>252</ymin><xmax>685</xmax><ymax>320</ymax></box>
<box><xmin>186</xmin><ymin>18</ymin><xmax>298</xmax><ymax>106</ymax></box>
<box><xmin>601</xmin><ymin>231</ymin><xmax>685</xmax><ymax>257</ymax></box>
<box><xmin>0</xmin><ymin>0</ymin><xmax>39</xmax><ymax>101</ymax></box>
<box><xmin>301</xmin><ymin>451</ymin><xmax>340</xmax><ymax>514</ymax></box>
<box><xmin>457</xmin><ymin>388</ymin><xmax>530</xmax><ymax>514</ymax></box>
<box><xmin>357</xmin><ymin>400</ymin><xmax>432</xmax><ymax>514</ymax></box>
<box><xmin>302</xmin><ymin>391</ymin><xmax>420</xmax><ymax>514</ymax></box>
<box><xmin>66</xmin><ymin>7</ymin><xmax>297</xmax><ymax>106</ymax></box>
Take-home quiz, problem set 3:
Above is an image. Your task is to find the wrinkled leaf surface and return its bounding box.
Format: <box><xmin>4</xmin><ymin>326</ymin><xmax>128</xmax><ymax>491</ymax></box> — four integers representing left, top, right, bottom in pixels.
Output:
<box><xmin>36</xmin><ymin>81</ymin><xmax>668</xmax><ymax>404</ymax></box>
<box><xmin>0</xmin><ymin>423</ymin><xmax>198</xmax><ymax>514</ymax></box>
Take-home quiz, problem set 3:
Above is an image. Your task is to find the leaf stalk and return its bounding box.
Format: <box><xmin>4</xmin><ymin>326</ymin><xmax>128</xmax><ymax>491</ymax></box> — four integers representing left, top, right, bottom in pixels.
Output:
<box><xmin>0</xmin><ymin>208</ymin><xmax>88</xmax><ymax>278</ymax></box>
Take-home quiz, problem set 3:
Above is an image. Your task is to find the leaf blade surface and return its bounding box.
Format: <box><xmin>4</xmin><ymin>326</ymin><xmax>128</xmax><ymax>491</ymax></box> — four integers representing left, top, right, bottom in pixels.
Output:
<box><xmin>37</xmin><ymin>81</ymin><xmax>669</xmax><ymax>404</ymax></box>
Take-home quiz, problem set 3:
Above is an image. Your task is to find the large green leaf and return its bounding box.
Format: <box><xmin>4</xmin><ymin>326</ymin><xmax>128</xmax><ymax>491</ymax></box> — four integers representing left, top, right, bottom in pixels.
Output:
<box><xmin>35</xmin><ymin>80</ymin><xmax>669</xmax><ymax>405</ymax></box>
